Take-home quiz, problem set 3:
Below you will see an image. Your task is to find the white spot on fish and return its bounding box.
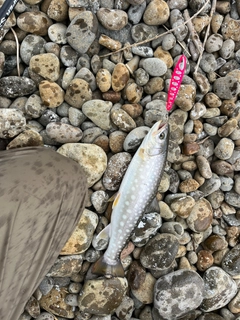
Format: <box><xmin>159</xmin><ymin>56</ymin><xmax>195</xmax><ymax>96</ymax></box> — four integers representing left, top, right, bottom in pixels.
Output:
<box><xmin>127</xmin><ymin>209</ymin><xmax>131</xmax><ymax>214</ymax></box>
<box><xmin>131</xmin><ymin>195</ymin><xmax>136</xmax><ymax>200</ymax></box>
<box><xmin>120</xmin><ymin>222</ymin><xmax>124</xmax><ymax>227</ymax></box>
<box><xmin>123</xmin><ymin>215</ymin><xmax>127</xmax><ymax>219</ymax></box>
<box><xmin>125</xmin><ymin>201</ymin><xmax>129</xmax><ymax>205</ymax></box>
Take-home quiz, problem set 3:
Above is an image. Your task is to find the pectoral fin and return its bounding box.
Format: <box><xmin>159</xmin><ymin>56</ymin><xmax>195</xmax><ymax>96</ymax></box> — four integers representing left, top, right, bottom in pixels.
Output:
<box><xmin>96</xmin><ymin>224</ymin><xmax>111</xmax><ymax>241</ymax></box>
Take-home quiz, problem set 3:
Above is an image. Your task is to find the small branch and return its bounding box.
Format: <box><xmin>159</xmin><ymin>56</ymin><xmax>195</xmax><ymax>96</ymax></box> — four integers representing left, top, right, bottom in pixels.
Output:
<box><xmin>11</xmin><ymin>27</ymin><xmax>20</xmax><ymax>77</ymax></box>
<box><xmin>194</xmin><ymin>0</ymin><xmax>217</xmax><ymax>74</ymax></box>
<box><xmin>183</xmin><ymin>9</ymin><xmax>204</xmax><ymax>55</ymax></box>
<box><xmin>99</xmin><ymin>0</ymin><xmax>210</xmax><ymax>58</ymax></box>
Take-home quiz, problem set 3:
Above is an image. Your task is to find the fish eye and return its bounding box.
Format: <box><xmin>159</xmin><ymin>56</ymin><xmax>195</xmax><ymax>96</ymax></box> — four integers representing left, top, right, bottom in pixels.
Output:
<box><xmin>159</xmin><ymin>132</ymin><xmax>165</xmax><ymax>140</ymax></box>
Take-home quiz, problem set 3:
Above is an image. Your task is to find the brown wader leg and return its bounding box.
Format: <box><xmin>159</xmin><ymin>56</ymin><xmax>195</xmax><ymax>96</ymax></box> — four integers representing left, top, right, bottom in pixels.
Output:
<box><xmin>0</xmin><ymin>147</ymin><xmax>87</xmax><ymax>320</ymax></box>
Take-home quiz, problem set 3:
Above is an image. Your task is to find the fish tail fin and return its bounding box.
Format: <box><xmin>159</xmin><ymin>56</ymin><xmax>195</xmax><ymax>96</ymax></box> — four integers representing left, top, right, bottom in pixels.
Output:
<box><xmin>92</xmin><ymin>256</ymin><xmax>125</xmax><ymax>278</ymax></box>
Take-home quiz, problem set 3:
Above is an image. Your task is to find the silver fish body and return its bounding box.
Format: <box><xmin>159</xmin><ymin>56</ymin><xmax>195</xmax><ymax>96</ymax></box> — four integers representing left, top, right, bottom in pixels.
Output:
<box><xmin>92</xmin><ymin>120</ymin><xmax>169</xmax><ymax>277</ymax></box>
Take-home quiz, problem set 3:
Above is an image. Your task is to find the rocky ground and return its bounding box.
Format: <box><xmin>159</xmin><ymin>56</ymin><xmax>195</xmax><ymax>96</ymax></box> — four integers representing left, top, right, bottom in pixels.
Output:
<box><xmin>0</xmin><ymin>0</ymin><xmax>240</xmax><ymax>319</ymax></box>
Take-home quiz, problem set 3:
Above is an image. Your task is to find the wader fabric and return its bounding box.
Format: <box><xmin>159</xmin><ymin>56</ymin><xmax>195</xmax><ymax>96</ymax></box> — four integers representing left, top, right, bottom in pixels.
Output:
<box><xmin>0</xmin><ymin>147</ymin><xmax>87</xmax><ymax>319</ymax></box>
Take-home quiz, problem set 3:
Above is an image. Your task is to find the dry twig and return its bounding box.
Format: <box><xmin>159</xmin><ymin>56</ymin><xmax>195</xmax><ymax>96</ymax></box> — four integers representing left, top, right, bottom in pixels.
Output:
<box><xmin>99</xmin><ymin>0</ymin><xmax>211</xmax><ymax>58</ymax></box>
<box><xmin>183</xmin><ymin>9</ymin><xmax>204</xmax><ymax>55</ymax></box>
<box><xmin>10</xmin><ymin>27</ymin><xmax>20</xmax><ymax>77</ymax></box>
<box><xmin>194</xmin><ymin>0</ymin><xmax>217</xmax><ymax>74</ymax></box>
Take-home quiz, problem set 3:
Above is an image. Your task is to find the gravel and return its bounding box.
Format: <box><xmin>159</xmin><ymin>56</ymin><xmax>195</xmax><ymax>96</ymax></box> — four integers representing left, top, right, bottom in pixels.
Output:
<box><xmin>1</xmin><ymin>0</ymin><xmax>240</xmax><ymax>319</ymax></box>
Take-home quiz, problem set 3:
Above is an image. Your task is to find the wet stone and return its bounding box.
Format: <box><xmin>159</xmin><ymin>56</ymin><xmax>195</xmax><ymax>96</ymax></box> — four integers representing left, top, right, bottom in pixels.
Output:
<box><xmin>110</xmin><ymin>109</ymin><xmax>136</xmax><ymax>132</ymax></box>
<box><xmin>154</xmin><ymin>270</ymin><xmax>204</xmax><ymax>319</ymax></box>
<box><xmin>40</xmin><ymin>287</ymin><xmax>75</xmax><ymax>318</ymax></box>
<box><xmin>131</xmin><ymin>272</ymin><xmax>156</xmax><ymax>304</ymax></box>
<box><xmin>123</xmin><ymin>126</ymin><xmax>150</xmax><ymax>152</ymax></box>
<box><xmin>47</xmin><ymin>255</ymin><xmax>83</xmax><ymax>277</ymax></box>
<box><xmin>0</xmin><ymin>76</ymin><xmax>36</xmax><ymax>98</ymax></box>
<box><xmin>82</xmin><ymin>100</ymin><xmax>112</xmax><ymax>130</ymax></box>
<box><xmin>131</xmin><ymin>212</ymin><xmax>162</xmax><ymax>247</ymax></box>
<box><xmin>103</xmin><ymin>152</ymin><xmax>132</xmax><ymax>190</ymax></box>
<box><xmin>57</xmin><ymin>143</ymin><xmax>107</xmax><ymax>187</ymax></box>
<box><xmin>201</xmin><ymin>267</ymin><xmax>238</xmax><ymax>312</ymax></box>
<box><xmin>66</xmin><ymin>11</ymin><xmax>98</xmax><ymax>54</ymax></box>
<box><xmin>221</xmin><ymin>243</ymin><xmax>240</xmax><ymax>278</ymax></box>
<box><xmin>78</xmin><ymin>277</ymin><xmax>128</xmax><ymax>315</ymax></box>
<box><xmin>29</xmin><ymin>53</ymin><xmax>60</xmax><ymax>81</ymax></box>
<box><xmin>61</xmin><ymin>209</ymin><xmax>98</xmax><ymax>254</ymax></box>
<box><xmin>91</xmin><ymin>190</ymin><xmax>109</xmax><ymax>214</ymax></box>
<box><xmin>140</xmin><ymin>233</ymin><xmax>179</xmax><ymax>271</ymax></box>
<box><xmin>187</xmin><ymin>198</ymin><xmax>213</xmax><ymax>232</ymax></box>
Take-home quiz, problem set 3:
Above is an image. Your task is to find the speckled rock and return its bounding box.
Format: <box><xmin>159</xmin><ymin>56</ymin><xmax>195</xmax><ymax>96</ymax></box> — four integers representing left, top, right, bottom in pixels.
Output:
<box><xmin>179</xmin><ymin>178</ymin><xmax>200</xmax><ymax>193</ymax></box>
<box><xmin>205</xmin><ymin>34</ymin><xmax>223</xmax><ymax>53</ymax></box>
<box><xmin>66</xmin><ymin>11</ymin><xmax>98</xmax><ymax>54</ymax></box>
<box><xmin>221</xmin><ymin>244</ymin><xmax>240</xmax><ymax>278</ymax></box>
<box><xmin>131</xmin><ymin>212</ymin><xmax>162</xmax><ymax>247</ymax></box>
<box><xmin>46</xmin><ymin>122</ymin><xmax>82</xmax><ymax>143</ymax></box>
<box><xmin>140</xmin><ymin>233</ymin><xmax>179</xmax><ymax>271</ymax></box>
<box><xmin>40</xmin><ymin>287</ymin><xmax>75</xmax><ymax>318</ymax></box>
<box><xmin>154</xmin><ymin>46</ymin><xmax>173</xmax><ymax>68</ymax></box>
<box><xmin>213</xmin><ymin>76</ymin><xmax>240</xmax><ymax>99</ymax></box>
<box><xmin>112</xmin><ymin>63</ymin><xmax>130</xmax><ymax>92</ymax></box>
<box><xmin>169</xmin><ymin>109</ymin><xmax>188</xmax><ymax>144</ymax></box>
<box><xmin>6</xmin><ymin>129</ymin><xmax>43</xmax><ymax>149</ymax></box>
<box><xmin>221</xmin><ymin>15</ymin><xmax>240</xmax><ymax>41</ymax></box>
<box><xmin>131</xmin><ymin>272</ymin><xmax>156</xmax><ymax>304</ymax></box>
<box><xmin>20</xmin><ymin>35</ymin><xmax>46</xmax><ymax>65</ymax></box>
<box><xmin>97</xmin><ymin>9</ymin><xmax>128</xmax><ymax>30</ymax></box>
<box><xmin>47</xmin><ymin>255</ymin><xmax>83</xmax><ymax>277</ymax></box>
<box><xmin>48</xmin><ymin>23</ymin><xmax>67</xmax><ymax>44</ymax></box>
<box><xmin>201</xmin><ymin>267</ymin><xmax>238</xmax><ymax>312</ymax></box>
<box><xmin>110</xmin><ymin>109</ymin><xmax>136</xmax><ymax>132</ymax></box>
<box><xmin>115</xmin><ymin>296</ymin><xmax>134</xmax><ymax>320</ymax></box>
<box><xmin>218</xmin><ymin>118</ymin><xmax>238</xmax><ymax>137</ymax></box>
<box><xmin>187</xmin><ymin>198</ymin><xmax>213</xmax><ymax>232</ymax></box>
<box><xmin>57</xmin><ymin>143</ymin><xmax>107</xmax><ymax>187</ymax></box>
<box><xmin>96</xmin><ymin>68</ymin><xmax>111</xmax><ymax>92</ymax></box>
<box><xmin>103</xmin><ymin>152</ymin><xmax>132</xmax><ymax>190</ymax></box>
<box><xmin>214</xmin><ymin>137</ymin><xmax>235</xmax><ymax>160</ymax></box>
<box><xmin>78</xmin><ymin>277</ymin><xmax>128</xmax><ymax>315</ymax></box>
<box><xmin>91</xmin><ymin>190</ymin><xmax>109</xmax><ymax>214</ymax></box>
<box><xmin>109</xmin><ymin>131</ymin><xmax>127</xmax><ymax>153</ymax></box>
<box><xmin>131</xmin><ymin>23</ymin><xmax>158</xmax><ymax>43</ymax></box>
<box><xmin>199</xmin><ymin>173</ymin><xmax>222</xmax><ymax>196</ymax></box>
<box><xmin>0</xmin><ymin>108</ymin><xmax>26</xmax><ymax>138</ymax></box>
<box><xmin>39</xmin><ymin>80</ymin><xmax>64</xmax><ymax>108</ymax></box>
<box><xmin>170</xmin><ymin>196</ymin><xmax>195</xmax><ymax>218</ymax></box>
<box><xmin>65</xmin><ymin>78</ymin><xmax>92</xmax><ymax>109</ymax></box>
<box><xmin>82</xmin><ymin>100</ymin><xmax>112</xmax><ymax>130</ymax></box>
<box><xmin>0</xmin><ymin>76</ymin><xmax>36</xmax><ymax>98</ymax></box>
<box><xmin>175</xmin><ymin>84</ymin><xmax>196</xmax><ymax>111</ymax></box>
<box><xmin>154</xmin><ymin>270</ymin><xmax>204</xmax><ymax>319</ymax></box>
<box><xmin>17</xmin><ymin>12</ymin><xmax>52</xmax><ymax>36</ymax></box>
<box><xmin>29</xmin><ymin>53</ymin><xmax>60</xmax><ymax>81</ymax></box>
<box><xmin>121</xmin><ymin>103</ymin><xmax>143</xmax><ymax>119</ymax></box>
<box><xmin>61</xmin><ymin>209</ymin><xmax>98</xmax><ymax>254</ymax></box>
<box><xmin>143</xmin><ymin>0</ymin><xmax>170</xmax><ymax>25</ymax></box>
<box><xmin>196</xmin><ymin>155</ymin><xmax>212</xmax><ymax>179</ymax></box>
<box><xmin>47</xmin><ymin>0</ymin><xmax>68</xmax><ymax>21</ymax></box>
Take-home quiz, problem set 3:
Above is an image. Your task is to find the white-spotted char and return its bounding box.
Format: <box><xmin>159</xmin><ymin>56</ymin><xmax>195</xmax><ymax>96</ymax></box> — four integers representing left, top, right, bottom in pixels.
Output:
<box><xmin>92</xmin><ymin>120</ymin><xmax>169</xmax><ymax>277</ymax></box>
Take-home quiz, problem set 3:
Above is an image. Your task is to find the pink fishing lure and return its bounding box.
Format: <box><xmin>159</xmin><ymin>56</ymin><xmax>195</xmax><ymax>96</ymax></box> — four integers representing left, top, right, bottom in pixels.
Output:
<box><xmin>166</xmin><ymin>55</ymin><xmax>187</xmax><ymax>112</ymax></box>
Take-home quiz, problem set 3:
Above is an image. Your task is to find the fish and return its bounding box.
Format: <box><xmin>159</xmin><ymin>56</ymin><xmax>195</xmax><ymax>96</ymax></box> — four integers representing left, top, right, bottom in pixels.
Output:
<box><xmin>92</xmin><ymin>120</ymin><xmax>169</xmax><ymax>277</ymax></box>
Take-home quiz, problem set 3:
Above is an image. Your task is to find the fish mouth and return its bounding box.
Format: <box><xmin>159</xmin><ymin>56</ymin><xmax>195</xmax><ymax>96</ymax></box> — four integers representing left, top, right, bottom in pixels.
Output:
<box><xmin>152</xmin><ymin>121</ymin><xmax>168</xmax><ymax>135</ymax></box>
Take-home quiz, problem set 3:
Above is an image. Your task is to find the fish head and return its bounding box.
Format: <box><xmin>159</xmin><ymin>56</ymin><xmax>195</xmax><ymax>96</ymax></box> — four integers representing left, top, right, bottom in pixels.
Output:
<box><xmin>144</xmin><ymin>120</ymin><xmax>169</xmax><ymax>156</ymax></box>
